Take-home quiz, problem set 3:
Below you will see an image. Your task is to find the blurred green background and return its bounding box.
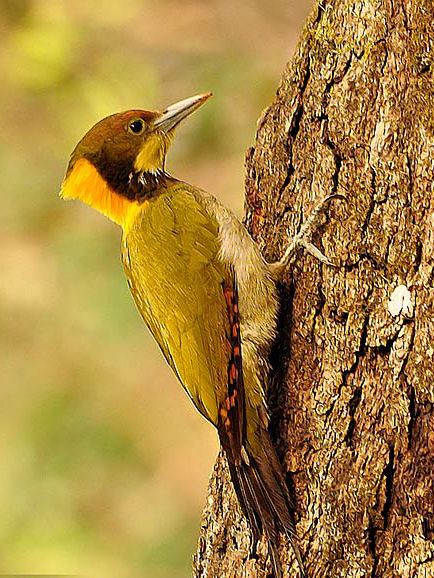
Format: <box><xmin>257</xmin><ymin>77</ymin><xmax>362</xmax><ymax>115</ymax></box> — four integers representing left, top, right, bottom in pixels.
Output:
<box><xmin>0</xmin><ymin>1</ymin><xmax>312</xmax><ymax>576</ymax></box>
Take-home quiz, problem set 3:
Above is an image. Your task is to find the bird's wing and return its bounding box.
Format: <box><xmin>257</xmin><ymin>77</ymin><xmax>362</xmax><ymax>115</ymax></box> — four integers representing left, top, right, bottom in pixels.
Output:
<box><xmin>122</xmin><ymin>187</ymin><xmax>245</xmax><ymax>462</ymax></box>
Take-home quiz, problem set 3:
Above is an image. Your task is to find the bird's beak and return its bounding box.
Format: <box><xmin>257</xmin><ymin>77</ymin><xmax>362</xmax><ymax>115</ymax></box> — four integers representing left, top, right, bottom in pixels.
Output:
<box><xmin>153</xmin><ymin>92</ymin><xmax>212</xmax><ymax>133</ymax></box>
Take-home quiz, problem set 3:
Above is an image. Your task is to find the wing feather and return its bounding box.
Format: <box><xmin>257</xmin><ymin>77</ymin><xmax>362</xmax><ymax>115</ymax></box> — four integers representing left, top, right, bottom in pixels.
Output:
<box><xmin>123</xmin><ymin>187</ymin><xmax>245</xmax><ymax>446</ymax></box>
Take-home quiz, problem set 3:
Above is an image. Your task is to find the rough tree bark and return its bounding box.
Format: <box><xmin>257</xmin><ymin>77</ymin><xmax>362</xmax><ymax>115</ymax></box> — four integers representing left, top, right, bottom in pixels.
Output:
<box><xmin>193</xmin><ymin>1</ymin><xmax>434</xmax><ymax>577</ymax></box>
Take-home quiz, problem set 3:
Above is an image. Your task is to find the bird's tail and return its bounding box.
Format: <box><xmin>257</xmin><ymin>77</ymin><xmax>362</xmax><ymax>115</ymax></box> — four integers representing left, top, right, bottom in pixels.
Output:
<box><xmin>227</xmin><ymin>430</ymin><xmax>305</xmax><ymax>577</ymax></box>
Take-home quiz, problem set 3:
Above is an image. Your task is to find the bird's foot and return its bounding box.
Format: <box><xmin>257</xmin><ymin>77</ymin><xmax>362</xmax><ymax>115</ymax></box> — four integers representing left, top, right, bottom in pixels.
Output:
<box><xmin>269</xmin><ymin>193</ymin><xmax>345</xmax><ymax>278</ymax></box>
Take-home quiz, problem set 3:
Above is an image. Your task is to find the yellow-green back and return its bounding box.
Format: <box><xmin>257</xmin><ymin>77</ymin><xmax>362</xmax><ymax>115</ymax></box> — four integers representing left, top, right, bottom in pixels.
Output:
<box><xmin>122</xmin><ymin>184</ymin><xmax>232</xmax><ymax>426</ymax></box>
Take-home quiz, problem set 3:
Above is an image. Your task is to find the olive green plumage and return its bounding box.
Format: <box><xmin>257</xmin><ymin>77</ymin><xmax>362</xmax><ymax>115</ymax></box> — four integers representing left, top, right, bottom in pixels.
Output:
<box><xmin>122</xmin><ymin>184</ymin><xmax>232</xmax><ymax>424</ymax></box>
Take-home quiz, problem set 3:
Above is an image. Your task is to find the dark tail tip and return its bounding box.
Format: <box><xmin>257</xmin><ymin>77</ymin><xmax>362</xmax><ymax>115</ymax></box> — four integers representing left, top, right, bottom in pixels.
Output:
<box><xmin>228</xmin><ymin>453</ymin><xmax>306</xmax><ymax>577</ymax></box>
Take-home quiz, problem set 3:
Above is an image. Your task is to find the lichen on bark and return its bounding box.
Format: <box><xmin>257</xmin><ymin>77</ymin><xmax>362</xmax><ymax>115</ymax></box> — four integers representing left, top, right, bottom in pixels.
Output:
<box><xmin>193</xmin><ymin>1</ymin><xmax>434</xmax><ymax>576</ymax></box>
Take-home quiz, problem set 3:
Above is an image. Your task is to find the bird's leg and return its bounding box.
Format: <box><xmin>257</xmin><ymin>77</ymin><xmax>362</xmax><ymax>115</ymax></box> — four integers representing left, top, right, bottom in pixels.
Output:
<box><xmin>269</xmin><ymin>194</ymin><xmax>344</xmax><ymax>278</ymax></box>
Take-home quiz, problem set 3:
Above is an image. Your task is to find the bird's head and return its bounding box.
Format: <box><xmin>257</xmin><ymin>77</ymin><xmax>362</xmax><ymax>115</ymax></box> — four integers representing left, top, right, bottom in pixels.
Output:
<box><xmin>60</xmin><ymin>92</ymin><xmax>212</xmax><ymax>229</ymax></box>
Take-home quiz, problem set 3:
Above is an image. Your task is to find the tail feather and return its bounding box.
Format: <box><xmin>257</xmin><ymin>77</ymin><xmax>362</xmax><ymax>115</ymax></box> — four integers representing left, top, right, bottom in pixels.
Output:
<box><xmin>228</xmin><ymin>461</ymin><xmax>261</xmax><ymax>543</ymax></box>
<box><xmin>227</xmin><ymin>433</ymin><xmax>305</xmax><ymax>577</ymax></box>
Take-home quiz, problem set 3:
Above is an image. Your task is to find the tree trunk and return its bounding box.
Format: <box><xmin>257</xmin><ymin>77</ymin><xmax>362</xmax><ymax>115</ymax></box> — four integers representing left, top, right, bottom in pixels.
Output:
<box><xmin>193</xmin><ymin>1</ymin><xmax>434</xmax><ymax>576</ymax></box>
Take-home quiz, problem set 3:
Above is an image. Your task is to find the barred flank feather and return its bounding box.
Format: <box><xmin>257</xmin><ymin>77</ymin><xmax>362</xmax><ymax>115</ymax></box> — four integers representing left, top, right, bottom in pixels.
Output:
<box><xmin>226</xmin><ymin>429</ymin><xmax>305</xmax><ymax>578</ymax></box>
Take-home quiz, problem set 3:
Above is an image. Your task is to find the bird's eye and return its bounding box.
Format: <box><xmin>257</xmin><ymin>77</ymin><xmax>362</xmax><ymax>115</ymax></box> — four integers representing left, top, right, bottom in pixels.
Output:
<box><xmin>128</xmin><ymin>119</ymin><xmax>145</xmax><ymax>135</ymax></box>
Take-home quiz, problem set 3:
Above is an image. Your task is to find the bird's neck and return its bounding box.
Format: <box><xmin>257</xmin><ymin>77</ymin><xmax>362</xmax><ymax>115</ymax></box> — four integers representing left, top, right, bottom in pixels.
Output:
<box><xmin>128</xmin><ymin>169</ymin><xmax>173</xmax><ymax>201</ymax></box>
<box><xmin>60</xmin><ymin>158</ymin><xmax>176</xmax><ymax>232</ymax></box>
<box><xmin>115</xmin><ymin>169</ymin><xmax>176</xmax><ymax>231</ymax></box>
<box><xmin>61</xmin><ymin>158</ymin><xmax>175</xmax><ymax>232</ymax></box>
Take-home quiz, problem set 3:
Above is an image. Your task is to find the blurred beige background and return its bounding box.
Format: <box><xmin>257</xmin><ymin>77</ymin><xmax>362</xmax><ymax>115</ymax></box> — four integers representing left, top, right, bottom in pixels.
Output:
<box><xmin>0</xmin><ymin>1</ymin><xmax>312</xmax><ymax>576</ymax></box>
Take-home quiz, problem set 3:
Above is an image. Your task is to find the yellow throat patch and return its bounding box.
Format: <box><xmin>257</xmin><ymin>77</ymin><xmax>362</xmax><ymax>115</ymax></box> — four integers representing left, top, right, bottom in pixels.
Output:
<box><xmin>134</xmin><ymin>132</ymin><xmax>172</xmax><ymax>173</ymax></box>
<box><xmin>60</xmin><ymin>158</ymin><xmax>141</xmax><ymax>230</ymax></box>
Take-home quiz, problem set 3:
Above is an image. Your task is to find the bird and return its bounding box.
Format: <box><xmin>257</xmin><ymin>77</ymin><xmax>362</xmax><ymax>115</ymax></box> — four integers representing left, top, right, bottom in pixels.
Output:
<box><xmin>60</xmin><ymin>92</ymin><xmax>338</xmax><ymax>577</ymax></box>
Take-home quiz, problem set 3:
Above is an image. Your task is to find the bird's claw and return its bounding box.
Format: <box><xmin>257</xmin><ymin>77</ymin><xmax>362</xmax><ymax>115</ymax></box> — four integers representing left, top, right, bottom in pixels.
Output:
<box><xmin>270</xmin><ymin>193</ymin><xmax>344</xmax><ymax>277</ymax></box>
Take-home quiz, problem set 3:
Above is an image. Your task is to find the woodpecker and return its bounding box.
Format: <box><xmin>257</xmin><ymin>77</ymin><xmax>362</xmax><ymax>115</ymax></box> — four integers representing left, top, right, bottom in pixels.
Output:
<box><xmin>61</xmin><ymin>92</ymin><xmax>339</xmax><ymax>577</ymax></box>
